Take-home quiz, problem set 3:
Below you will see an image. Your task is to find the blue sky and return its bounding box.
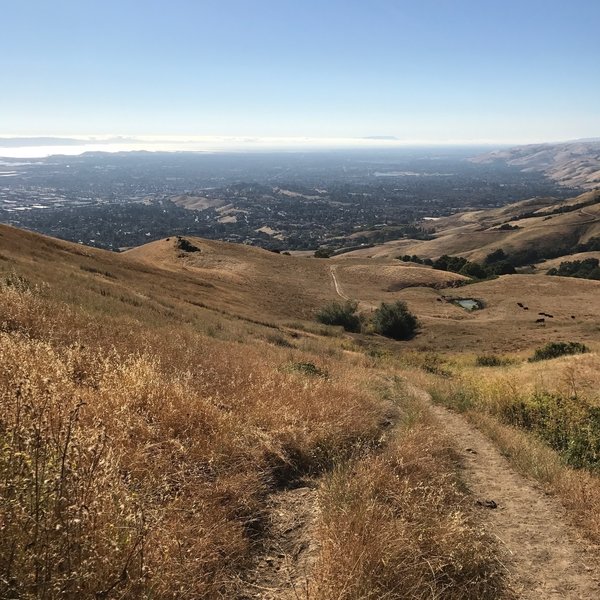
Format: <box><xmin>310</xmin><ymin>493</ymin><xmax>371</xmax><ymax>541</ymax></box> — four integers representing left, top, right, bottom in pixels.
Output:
<box><xmin>1</xmin><ymin>0</ymin><xmax>599</xmax><ymax>143</ymax></box>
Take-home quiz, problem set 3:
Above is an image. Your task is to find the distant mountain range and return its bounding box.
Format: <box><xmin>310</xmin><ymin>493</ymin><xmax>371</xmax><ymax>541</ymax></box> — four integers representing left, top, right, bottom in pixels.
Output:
<box><xmin>472</xmin><ymin>140</ymin><xmax>600</xmax><ymax>189</ymax></box>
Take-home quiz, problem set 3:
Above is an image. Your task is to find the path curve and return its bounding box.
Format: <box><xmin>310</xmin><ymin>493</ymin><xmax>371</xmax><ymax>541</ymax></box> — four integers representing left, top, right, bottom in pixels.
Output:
<box><xmin>411</xmin><ymin>386</ymin><xmax>600</xmax><ymax>599</ymax></box>
<box><xmin>580</xmin><ymin>206</ymin><xmax>599</xmax><ymax>219</ymax></box>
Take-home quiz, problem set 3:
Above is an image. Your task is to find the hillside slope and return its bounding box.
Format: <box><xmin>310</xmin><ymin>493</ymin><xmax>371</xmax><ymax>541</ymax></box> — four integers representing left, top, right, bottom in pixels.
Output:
<box><xmin>124</xmin><ymin>234</ymin><xmax>466</xmax><ymax>318</ymax></box>
<box><xmin>340</xmin><ymin>190</ymin><xmax>600</xmax><ymax>264</ymax></box>
<box><xmin>2</xmin><ymin>223</ymin><xmax>597</xmax><ymax>354</ymax></box>
<box><xmin>472</xmin><ymin>140</ymin><xmax>600</xmax><ymax>189</ymax></box>
<box><xmin>1</xmin><ymin>224</ymin><xmax>599</xmax><ymax>598</ymax></box>
<box><xmin>0</xmin><ymin>223</ymin><xmax>459</xmax><ymax>326</ymax></box>
<box><xmin>0</xmin><ymin>224</ymin><xmax>514</xmax><ymax>598</ymax></box>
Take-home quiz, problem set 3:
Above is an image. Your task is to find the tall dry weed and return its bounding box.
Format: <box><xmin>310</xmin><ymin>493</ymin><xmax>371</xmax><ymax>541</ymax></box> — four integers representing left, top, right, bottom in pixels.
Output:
<box><xmin>312</xmin><ymin>425</ymin><xmax>507</xmax><ymax>599</ymax></box>
<box><xmin>0</xmin><ymin>278</ymin><xmax>389</xmax><ymax>598</ymax></box>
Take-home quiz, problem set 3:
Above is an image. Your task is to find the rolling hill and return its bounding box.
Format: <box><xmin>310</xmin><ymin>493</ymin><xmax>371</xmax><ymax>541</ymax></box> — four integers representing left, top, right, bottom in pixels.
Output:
<box><xmin>1</xmin><ymin>222</ymin><xmax>600</xmax><ymax>598</ymax></box>
<box><xmin>124</xmin><ymin>234</ymin><xmax>467</xmax><ymax>319</ymax></box>
<box><xmin>0</xmin><ymin>222</ymin><xmax>513</xmax><ymax>598</ymax></box>
<box><xmin>123</xmin><ymin>229</ymin><xmax>600</xmax><ymax>354</ymax></box>
<box><xmin>2</xmin><ymin>221</ymin><xmax>597</xmax><ymax>354</ymax></box>
<box><xmin>339</xmin><ymin>190</ymin><xmax>600</xmax><ymax>264</ymax></box>
<box><xmin>471</xmin><ymin>140</ymin><xmax>600</xmax><ymax>190</ymax></box>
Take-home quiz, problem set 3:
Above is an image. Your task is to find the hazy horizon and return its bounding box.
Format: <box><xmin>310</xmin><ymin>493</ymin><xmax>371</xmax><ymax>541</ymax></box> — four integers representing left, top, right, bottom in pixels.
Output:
<box><xmin>1</xmin><ymin>134</ymin><xmax>598</xmax><ymax>160</ymax></box>
<box><xmin>0</xmin><ymin>134</ymin><xmax>510</xmax><ymax>160</ymax></box>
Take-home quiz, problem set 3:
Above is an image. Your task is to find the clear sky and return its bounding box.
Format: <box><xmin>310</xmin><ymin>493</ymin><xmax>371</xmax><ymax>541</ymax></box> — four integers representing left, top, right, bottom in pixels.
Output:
<box><xmin>1</xmin><ymin>0</ymin><xmax>599</xmax><ymax>144</ymax></box>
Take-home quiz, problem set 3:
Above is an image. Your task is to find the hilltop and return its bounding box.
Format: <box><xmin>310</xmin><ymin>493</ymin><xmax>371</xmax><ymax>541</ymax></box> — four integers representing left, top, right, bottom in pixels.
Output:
<box><xmin>125</xmin><ymin>235</ymin><xmax>466</xmax><ymax>316</ymax></box>
<box><xmin>472</xmin><ymin>140</ymin><xmax>600</xmax><ymax>190</ymax></box>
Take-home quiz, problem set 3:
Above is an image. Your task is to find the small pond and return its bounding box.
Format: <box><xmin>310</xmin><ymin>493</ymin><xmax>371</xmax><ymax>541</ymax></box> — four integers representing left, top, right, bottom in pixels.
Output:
<box><xmin>453</xmin><ymin>298</ymin><xmax>482</xmax><ymax>311</ymax></box>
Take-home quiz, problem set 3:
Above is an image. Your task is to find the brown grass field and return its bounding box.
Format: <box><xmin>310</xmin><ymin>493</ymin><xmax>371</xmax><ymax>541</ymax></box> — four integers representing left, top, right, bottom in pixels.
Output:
<box><xmin>396</xmin><ymin>274</ymin><xmax>600</xmax><ymax>353</ymax></box>
<box><xmin>0</xmin><ymin>224</ymin><xmax>510</xmax><ymax>598</ymax></box>
<box><xmin>1</xmin><ymin>214</ymin><xmax>600</xmax><ymax>598</ymax></box>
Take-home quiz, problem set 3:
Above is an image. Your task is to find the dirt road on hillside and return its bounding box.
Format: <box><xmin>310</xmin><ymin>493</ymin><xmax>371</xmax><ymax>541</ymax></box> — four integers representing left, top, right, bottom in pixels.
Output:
<box><xmin>412</xmin><ymin>387</ymin><xmax>600</xmax><ymax>599</ymax></box>
<box><xmin>329</xmin><ymin>265</ymin><xmax>350</xmax><ymax>300</ymax></box>
<box><xmin>329</xmin><ymin>266</ymin><xmax>378</xmax><ymax>311</ymax></box>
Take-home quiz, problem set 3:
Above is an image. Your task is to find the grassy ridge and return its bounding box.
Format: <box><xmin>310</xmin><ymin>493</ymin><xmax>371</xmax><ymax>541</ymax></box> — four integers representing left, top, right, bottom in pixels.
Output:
<box><xmin>0</xmin><ymin>252</ymin><xmax>509</xmax><ymax>598</ymax></box>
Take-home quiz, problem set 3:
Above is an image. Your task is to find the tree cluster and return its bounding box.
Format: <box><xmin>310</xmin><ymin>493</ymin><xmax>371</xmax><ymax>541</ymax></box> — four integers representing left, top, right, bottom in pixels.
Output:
<box><xmin>547</xmin><ymin>258</ymin><xmax>600</xmax><ymax>280</ymax></box>
<box><xmin>316</xmin><ymin>300</ymin><xmax>361</xmax><ymax>332</ymax></box>
<box><xmin>397</xmin><ymin>249</ymin><xmax>515</xmax><ymax>280</ymax></box>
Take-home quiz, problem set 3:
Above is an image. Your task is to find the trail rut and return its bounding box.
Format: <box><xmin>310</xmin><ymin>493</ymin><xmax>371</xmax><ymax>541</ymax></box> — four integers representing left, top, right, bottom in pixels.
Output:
<box><xmin>415</xmin><ymin>387</ymin><xmax>600</xmax><ymax>599</ymax></box>
<box><xmin>238</xmin><ymin>484</ymin><xmax>319</xmax><ymax>599</ymax></box>
<box><xmin>241</xmin><ymin>382</ymin><xmax>600</xmax><ymax>599</ymax></box>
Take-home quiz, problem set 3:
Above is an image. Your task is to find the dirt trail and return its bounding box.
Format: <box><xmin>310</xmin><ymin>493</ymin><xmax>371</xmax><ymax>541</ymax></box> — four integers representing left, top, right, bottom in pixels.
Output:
<box><xmin>238</xmin><ymin>484</ymin><xmax>319</xmax><ymax>599</ymax></box>
<box><xmin>329</xmin><ymin>265</ymin><xmax>377</xmax><ymax>310</ymax></box>
<box><xmin>329</xmin><ymin>265</ymin><xmax>349</xmax><ymax>300</ymax></box>
<box><xmin>240</xmin><ymin>382</ymin><xmax>600</xmax><ymax>598</ymax></box>
<box><xmin>414</xmin><ymin>387</ymin><xmax>600</xmax><ymax>599</ymax></box>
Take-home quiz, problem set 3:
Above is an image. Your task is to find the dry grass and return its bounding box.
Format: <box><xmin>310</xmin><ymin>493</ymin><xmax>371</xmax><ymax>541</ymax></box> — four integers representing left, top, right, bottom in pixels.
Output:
<box><xmin>5</xmin><ymin>222</ymin><xmax>600</xmax><ymax>356</ymax></box>
<box><xmin>0</xmin><ymin>226</ymin><xmax>514</xmax><ymax>598</ymax></box>
<box><xmin>311</xmin><ymin>409</ymin><xmax>507</xmax><ymax>599</ymax></box>
<box><xmin>332</xmin><ymin>263</ymin><xmax>467</xmax><ymax>296</ymax></box>
<box><xmin>0</xmin><ymin>275</ymin><xmax>386</xmax><ymax>598</ymax></box>
<box><xmin>401</xmin><ymin>274</ymin><xmax>600</xmax><ymax>353</ymax></box>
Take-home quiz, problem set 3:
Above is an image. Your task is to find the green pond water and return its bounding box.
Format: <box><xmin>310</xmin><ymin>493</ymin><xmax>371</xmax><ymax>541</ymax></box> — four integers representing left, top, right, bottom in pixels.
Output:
<box><xmin>454</xmin><ymin>299</ymin><xmax>480</xmax><ymax>311</ymax></box>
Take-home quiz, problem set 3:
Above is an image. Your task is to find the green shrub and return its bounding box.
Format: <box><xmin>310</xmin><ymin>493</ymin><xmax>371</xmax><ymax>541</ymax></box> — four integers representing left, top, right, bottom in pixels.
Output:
<box><xmin>496</xmin><ymin>223</ymin><xmax>520</xmax><ymax>231</ymax></box>
<box><xmin>286</xmin><ymin>362</ymin><xmax>329</xmax><ymax>378</ymax></box>
<box><xmin>176</xmin><ymin>237</ymin><xmax>200</xmax><ymax>252</ymax></box>
<box><xmin>430</xmin><ymin>254</ymin><xmax>506</xmax><ymax>279</ymax></box>
<box><xmin>316</xmin><ymin>301</ymin><xmax>361</xmax><ymax>332</ymax></box>
<box><xmin>529</xmin><ymin>341</ymin><xmax>589</xmax><ymax>362</ymax></box>
<box><xmin>475</xmin><ymin>354</ymin><xmax>509</xmax><ymax>367</ymax></box>
<box><xmin>547</xmin><ymin>258</ymin><xmax>600</xmax><ymax>280</ymax></box>
<box><xmin>314</xmin><ymin>248</ymin><xmax>333</xmax><ymax>258</ymax></box>
<box><xmin>500</xmin><ymin>392</ymin><xmax>600</xmax><ymax>470</ymax></box>
<box><xmin>484</xmin><ymin>249</ymin><xmax>508</xmax><ymax>264</ymax></box>
<box><xmin>459</xmin><ymin>262</ymin><xmax>488</xmax><ymax>279</ymax></box>
<box><xmin>432</xmin><ymin>254</ymin><xmax>468</xmax><ymax>273</ymax></box>
<box><xmin>372</xmin><ymin>301</ymin><xmax>418</xmax><ymax>340</ymax></box>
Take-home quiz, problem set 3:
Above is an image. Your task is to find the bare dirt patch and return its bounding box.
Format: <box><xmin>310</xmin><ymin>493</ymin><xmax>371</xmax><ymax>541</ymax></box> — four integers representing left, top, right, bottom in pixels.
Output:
<box><xmin>239</xmin><ymin>484</ymin><xmax>319</xmax><ymax>599</ymax></box>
